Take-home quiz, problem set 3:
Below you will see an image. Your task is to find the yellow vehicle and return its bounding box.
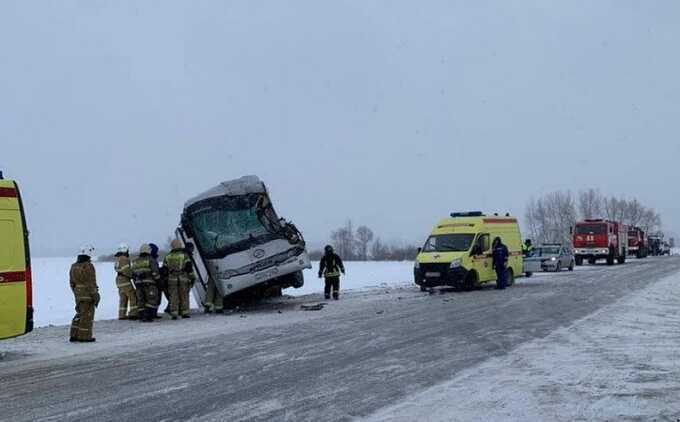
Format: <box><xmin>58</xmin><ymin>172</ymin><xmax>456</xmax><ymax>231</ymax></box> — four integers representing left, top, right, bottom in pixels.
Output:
<box><xmin>414</xmin><ymin>212</ymin><xmax>523</xmax><ymax>291</ymax></box>
<box><xmin>0</xmin><ymin>173</ymin><xmax>33</xmax><ymax>339</ymax></box>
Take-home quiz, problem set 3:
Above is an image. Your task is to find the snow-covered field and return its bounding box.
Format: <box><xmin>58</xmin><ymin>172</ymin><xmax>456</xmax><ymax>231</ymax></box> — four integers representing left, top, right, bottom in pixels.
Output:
<box><xmin>31</xmin><ymin>258</ymin><xmax>415</xmax><ymax>327</ymax></box>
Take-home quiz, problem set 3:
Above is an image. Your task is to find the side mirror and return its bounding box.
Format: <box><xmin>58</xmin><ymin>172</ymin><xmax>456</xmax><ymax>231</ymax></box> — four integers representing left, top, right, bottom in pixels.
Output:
<box><xmin>417</xmin><ymin>247</ymin><xmax>422</xmax><ymax>254</ymax></box>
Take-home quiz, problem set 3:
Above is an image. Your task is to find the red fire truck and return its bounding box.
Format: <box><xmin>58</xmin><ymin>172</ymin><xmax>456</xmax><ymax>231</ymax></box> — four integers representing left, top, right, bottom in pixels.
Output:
<box><xmin>627</xmin><ymin>226</ymin><xmax>648</xmax><ymax>259</ymax></box>
<box><xmin>572</xmin><ymin>219</ymin><xmax>628</xmax><ymax>266</ymax></box>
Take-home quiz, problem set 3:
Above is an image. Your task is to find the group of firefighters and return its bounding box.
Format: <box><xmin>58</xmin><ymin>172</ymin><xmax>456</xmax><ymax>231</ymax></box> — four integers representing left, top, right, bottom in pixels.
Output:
<box><xmin>68</xmin><ymin>242</ymin><xmax>348</xmax><ymax>343</ymax></box>
<box><xmin>68</xmin><ymin>239</ymin><xmax>197</xmax><ymax>343</ymax></box>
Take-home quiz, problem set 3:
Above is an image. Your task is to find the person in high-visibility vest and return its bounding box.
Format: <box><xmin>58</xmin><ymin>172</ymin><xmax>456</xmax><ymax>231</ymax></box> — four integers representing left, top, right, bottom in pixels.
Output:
<box><xmin>318</xmin><ymin>245</ymin><xmax>345</xmax><ymax>300</ymax></box>
<box><xmin>522</xmin><ymin>239</ymin><xmax>534</xmax><ymax>257</ymax></box>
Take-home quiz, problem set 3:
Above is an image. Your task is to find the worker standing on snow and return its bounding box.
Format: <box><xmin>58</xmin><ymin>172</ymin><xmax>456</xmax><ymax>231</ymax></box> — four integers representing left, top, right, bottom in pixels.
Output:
<box><xmin>522</xmin><ymin>239</ymin><xmax>534</xmax><ymax>257</ymax></box>
<box><xmin>69</xmin><ymin>246</ymin><xmax>100</xmax><ymax>342</ymax></box>
<box><xmin>492</xmin><ymin>237</ymin><xmax>509</xmax><ymax>290</ymax></box>
<box><xmin>163</xmin><ymin>239</ymin><xmax>196</xmax><ymax>319</ymax></box>
<box><xmin>205</xmin><ymin>276</ymin><xmax>224</xmax><ymax>314</ymax></box>
<box><xmin>318</xmin><ymin>245</ymin><xmax>345</xmax><ymax>300</ymax></box>
<box><xmin>114</xmin><ymin>243</ymin><xmax>138</xmax><ymax>320</ymax></box>
<box><xmin>149</xmin><ymin>243</ymin><xmax>165</xmax><ymax>319</ymax></box>
<box><xmin>132</xmin><ymin>244</ymin><xmax>161</xmax><ymax>322</ymax></box>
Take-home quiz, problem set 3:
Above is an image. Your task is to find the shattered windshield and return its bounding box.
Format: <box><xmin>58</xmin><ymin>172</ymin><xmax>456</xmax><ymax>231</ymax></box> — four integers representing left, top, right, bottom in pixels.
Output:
<box><xmin>184</xmin><ymin>193</ymin><xmax>282</xmax><ymax>258</ymax></box>
<box><xmin>422</xmin><ymin>234</ymin><xmax>475</xmax><ymax>252</ymax></box>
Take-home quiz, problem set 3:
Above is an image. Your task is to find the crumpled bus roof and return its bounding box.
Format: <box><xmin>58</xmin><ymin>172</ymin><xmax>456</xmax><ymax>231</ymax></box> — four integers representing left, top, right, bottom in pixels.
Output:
<box><xmin>184</xmin><ymin>175</ymin><xmax>266</xmax><ymax>208</ymax></box>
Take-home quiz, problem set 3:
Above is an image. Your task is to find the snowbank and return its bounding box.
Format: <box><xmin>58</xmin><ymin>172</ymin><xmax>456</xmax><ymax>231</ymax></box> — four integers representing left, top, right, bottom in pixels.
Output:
<box><xmin>364</xmin><ymin>270</ymin><xmax>680</xmax><ymax>422</ymax></box>
<box><xmin>30</xmin><ymin>258</ymin><xmax>414</xmax><ymax>327</ymax></box>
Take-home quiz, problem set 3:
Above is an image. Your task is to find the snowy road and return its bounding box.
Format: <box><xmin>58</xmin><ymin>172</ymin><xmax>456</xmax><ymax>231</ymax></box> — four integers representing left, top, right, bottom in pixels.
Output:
<box><xmin>2</xmin><ymin>257</ymin><xmax>680</xmax><ymax>421</ymax></box>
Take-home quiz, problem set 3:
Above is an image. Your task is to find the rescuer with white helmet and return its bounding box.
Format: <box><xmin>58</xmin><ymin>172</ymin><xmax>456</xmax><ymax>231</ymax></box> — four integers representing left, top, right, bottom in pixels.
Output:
<box><xmin>69</xmin><ymin>245</ymin><xmax>100</xmax><ymax>342</ymax></box>
<box><xmin>114</xmin><ymin>243</ymin><xmax>138</xmax><ymax>320</ymax></box>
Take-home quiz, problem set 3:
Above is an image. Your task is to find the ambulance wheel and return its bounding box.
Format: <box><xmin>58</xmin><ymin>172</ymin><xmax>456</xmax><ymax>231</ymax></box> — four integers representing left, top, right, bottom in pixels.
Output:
<box><xmin>419</xmin><ymin>285</ymin><xmax>427</xmax><ymax>292</ymax></box>
<box><xmin>506</xmin><ymin>269</ymin><xmax>515</xmax><ymax>287</ymax></box>
<box><xmin>464</xmin><ymin>272</ymin><xmax>477</xmax><ymax>291</ymax></box>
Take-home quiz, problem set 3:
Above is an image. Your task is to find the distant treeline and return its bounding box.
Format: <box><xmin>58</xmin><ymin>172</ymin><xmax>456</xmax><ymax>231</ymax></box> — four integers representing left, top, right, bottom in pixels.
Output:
<box><xmin>525</xmin><ymin>188</ymin><xmax>663</xmax><ymax>245</ymax></box>
<box><xmin>309</xmin><ymin>220</ymin><xmax>419</xmax><ymax>261</ymax></box>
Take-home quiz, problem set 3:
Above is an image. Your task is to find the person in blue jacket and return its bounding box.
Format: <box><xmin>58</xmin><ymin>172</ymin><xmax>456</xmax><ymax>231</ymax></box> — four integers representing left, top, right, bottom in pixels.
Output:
<box><xmin>492</xmin><ymin>237</ymin><xmax>509</xmax><ymax>290</ymax></box>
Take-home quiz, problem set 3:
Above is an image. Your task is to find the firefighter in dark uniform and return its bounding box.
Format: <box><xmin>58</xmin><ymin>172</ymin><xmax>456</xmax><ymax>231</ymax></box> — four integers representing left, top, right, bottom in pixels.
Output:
<box><xmin>522</xmin><ymin>239</ymin><xmax>534</xmax><ymax>257</ymax></box>
<box><xmin>149</xmin><ymin>243</ymin><xmax>166</xmax><ymax>319</ymax></box>
<box><xmin>318</xmin><ymin>245</ymin><xmax>345</xmax><ymax>300</ymax></box>
<box><xmin>492</xmin><ymin>237</ymin><xmax>509</xmax><ymax>290</ymax></box>
<box><xmin>132</xmin><ymin>244</ymin><xmax>161</xmax><ymax>322</ymax></box>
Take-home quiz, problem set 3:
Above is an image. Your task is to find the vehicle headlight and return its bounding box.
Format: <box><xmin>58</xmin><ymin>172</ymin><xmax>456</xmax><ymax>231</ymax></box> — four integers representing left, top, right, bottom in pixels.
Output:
<box><xmin>414</xmin><ymin>261</ymin><xmax>420</xmax><ymax>269</ymax></box>
<box><xmin>550</xmin><ymin>257</ymin><xmax>557</xmax><ymax>261</ymax></box>
<box><xmin>450</xmin><ymin>258</ymin><xmax>462</xmax><ymax>269</ymax></box>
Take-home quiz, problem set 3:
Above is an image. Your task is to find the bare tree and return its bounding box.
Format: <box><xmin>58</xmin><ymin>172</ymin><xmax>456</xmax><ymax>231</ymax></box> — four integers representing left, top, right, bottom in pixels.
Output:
<box><xmin>525</xmin><ymin>190</ymin><xmax>577</xmax><ymax>244</ymax></box>
<box><xmin>578</xmin><ymin>189</ymin><xmax>603</xmax><ymax>219</ymax></box>
<box><xmin>371</xmin><ymin>237</ymin><xmax>390</xmax><ymax>261</ymax></box>
<box><xmin>638</xmin><ymin>208</ymin><xmax>662</xmax><ymax>233</ymax></box>
<box><xmin>355</xmin><ymin>226</ymin><xmax>374</xmax><ymax>261</ymax></box>
<box><xmin>330</xmin><ymin>220</ymin><xmax>356</xmax><ymax>259</ymax></box>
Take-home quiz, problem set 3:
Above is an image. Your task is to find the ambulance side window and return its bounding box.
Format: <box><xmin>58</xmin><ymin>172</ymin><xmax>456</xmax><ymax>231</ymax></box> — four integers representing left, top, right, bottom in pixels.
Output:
<box><xmin>476</xmin><ymin>234</ymin><xmax>490</xmax><ymax>254</ymax></box>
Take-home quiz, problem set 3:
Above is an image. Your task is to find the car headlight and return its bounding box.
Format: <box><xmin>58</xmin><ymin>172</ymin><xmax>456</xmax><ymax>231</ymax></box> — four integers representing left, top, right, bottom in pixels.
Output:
<box><xmin>550</xmin><ymin>257</ymin><xmax>557</xmax><ymax>261</ymax></box>
<box><xmin>450</xmin><ymin>258</ymin><xmax>462</xmax><ymax>269</ymax></box>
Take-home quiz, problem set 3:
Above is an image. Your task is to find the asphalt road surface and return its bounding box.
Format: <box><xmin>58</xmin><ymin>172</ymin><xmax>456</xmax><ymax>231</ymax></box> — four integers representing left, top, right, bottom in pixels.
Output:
<box><xmin>2</xmin><ymin>257</ymin><xmax>680</xmax><ymax>421</ymax></box>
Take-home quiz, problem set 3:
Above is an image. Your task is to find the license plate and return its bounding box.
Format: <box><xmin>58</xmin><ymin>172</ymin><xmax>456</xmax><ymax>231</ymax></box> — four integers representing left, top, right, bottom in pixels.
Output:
<box><xmin>425</xmin><ymin>272</ymin><xmax>441</xmax><ymax>277</ymax></box>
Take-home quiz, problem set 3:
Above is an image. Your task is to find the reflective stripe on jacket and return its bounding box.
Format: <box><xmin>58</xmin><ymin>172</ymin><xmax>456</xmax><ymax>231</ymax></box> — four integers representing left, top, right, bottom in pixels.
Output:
<box><xmin>70</xmin><ymin>261</ymin><xmax>99</xmax><ymax>301</ymax></box>
<box><xmin>115</xmin><ymin>255</ymin><xmax>134</xmax><ymax>288</ymax></box>
<box><xmin>163</xmin><ymin>249</ymin><xmax>196</xmax><ymax>282</ymax></box>
<box><xmin>132</xmin><ymin>255</ymin><xmax>160</xmax><ymax>283</ymax></box>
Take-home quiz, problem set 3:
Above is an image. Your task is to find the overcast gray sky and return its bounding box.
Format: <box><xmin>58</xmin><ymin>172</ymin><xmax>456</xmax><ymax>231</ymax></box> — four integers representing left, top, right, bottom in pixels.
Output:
<box><xmin>1</xmin><ymin>1</ymin><xmax>679</xmax><ymax>256</ymax></box>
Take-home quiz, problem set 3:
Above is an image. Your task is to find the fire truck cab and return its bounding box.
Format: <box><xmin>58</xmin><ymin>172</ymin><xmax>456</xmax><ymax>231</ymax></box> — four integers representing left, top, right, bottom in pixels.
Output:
<box><xmin>573</xmin><ymin>219</ymin><xmax>628</xmax><ymax>266</ymax></box>
<box><xmin>627</xmin><ymin>226</ymin><xmax>648</xmax><ymax>259</ymax></box>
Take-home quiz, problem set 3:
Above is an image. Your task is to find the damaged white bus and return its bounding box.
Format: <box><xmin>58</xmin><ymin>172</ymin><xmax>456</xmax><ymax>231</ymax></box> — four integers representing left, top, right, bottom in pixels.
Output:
<box><xmin>176</xmin><ymin>176</ymin><xmax>311</xmax><ymax>306</ymax></box>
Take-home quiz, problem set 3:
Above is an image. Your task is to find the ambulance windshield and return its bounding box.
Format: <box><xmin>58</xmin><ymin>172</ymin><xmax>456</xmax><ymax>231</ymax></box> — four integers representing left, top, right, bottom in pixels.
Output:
<box><xmin>423</xmin><ymin>234</ymin><xmax>476</xmax><ymax>252</ymax></box>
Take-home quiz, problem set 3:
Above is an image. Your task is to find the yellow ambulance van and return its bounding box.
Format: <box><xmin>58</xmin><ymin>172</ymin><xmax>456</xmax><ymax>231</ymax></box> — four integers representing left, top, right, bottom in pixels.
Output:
<box><xmin>414</xmin><ymin>212</ymin><xmax>523</xmax><ymax>291</ymax></box>
<box><xmin>0</xmin><ymin>173</ymin><xmax>33</xmax><ymax>339</ymax></box>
